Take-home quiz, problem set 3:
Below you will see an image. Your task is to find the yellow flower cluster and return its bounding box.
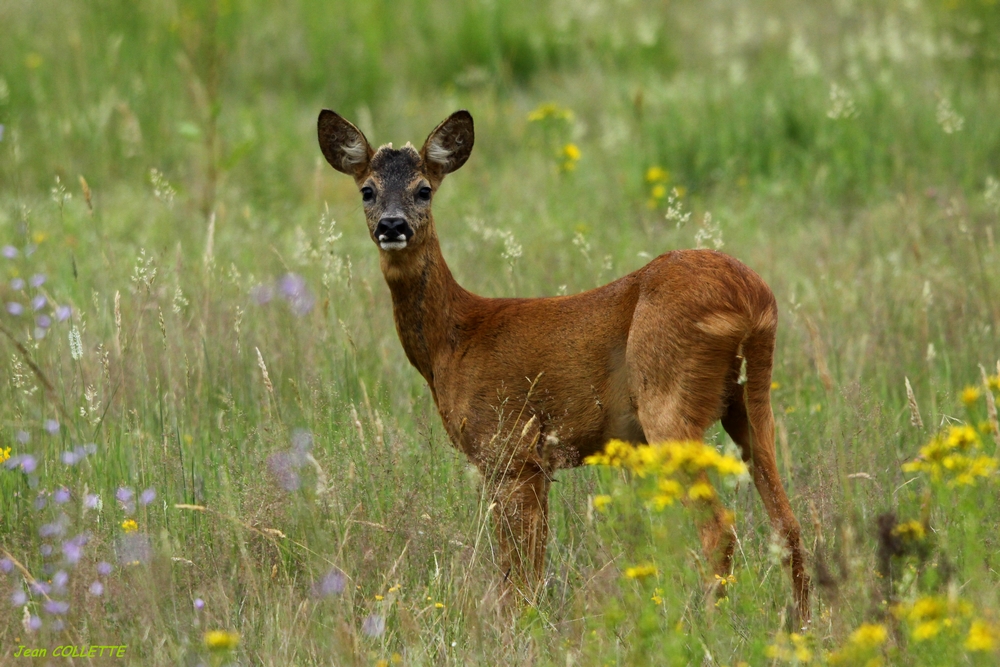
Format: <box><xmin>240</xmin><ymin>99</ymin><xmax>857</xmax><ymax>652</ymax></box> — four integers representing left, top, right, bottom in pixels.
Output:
<box><xmin>891</xmin><ymin>520</ymin><xmax>926</xmax><ymax>542</ymax></box>
<box><xmin>559</xmin><ymin>143</ymin><xmax>581</xmax><ymax>172</ymax></box>
<box><xmin>0</xmin><ymin>447</ymin><xmax>10</xmax><ymax>464</ymax></box>
<box><xmin>961</xmin><ymin>385</ymin><xmax>982</xmax><ymax>406</ymax></box>
<box><xmin>527</xmin><ymin>102</ymin><xmax>574</xmax><ymax>123</ymax></box>
<box><xmin>121</xmin><ymin>519</ymin><xmax>138</xmax><ymax>533</ymax></box>
<box><xmin>585</xmin><ymin>439</ymin><xmax>747</xmax><ymax>506</ymax></box>
<box><xmin>901</xmin><ymin>424</ymin><xmax>998</xmax><ymax>486</ymax></box>
<box><xmin>645</xmin><ymin>166</ymin><xmax>670</xmax><ymax>209</ymax></box>
<box><xmin>766</xmin><ymin>632</ymin><xmax>814</xmax><ymax>663</ymax></box>
<box><xmin>827</xmin><ymin>622</ymin><xmax>887</xmax><ymax>665</ymax></box>
<box><xmin>893</xmin><ymin>595</ymin><xmax>972</xmax><ymax>643</ymax></box>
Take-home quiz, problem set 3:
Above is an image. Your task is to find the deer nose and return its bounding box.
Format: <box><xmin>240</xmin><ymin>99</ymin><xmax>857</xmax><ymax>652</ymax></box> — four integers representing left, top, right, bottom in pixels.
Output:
<box><xmin>375</xmin><ymin>217</ymin><xmax>413</xmax><ymax>242</ymax></box>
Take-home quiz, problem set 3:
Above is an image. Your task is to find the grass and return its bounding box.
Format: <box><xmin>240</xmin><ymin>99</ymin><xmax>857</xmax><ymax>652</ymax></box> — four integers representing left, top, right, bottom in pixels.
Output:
<box><xmin>2</xmin><ymin>0</ymin><xmax>1000</xmax><ymax>664</ymax></box>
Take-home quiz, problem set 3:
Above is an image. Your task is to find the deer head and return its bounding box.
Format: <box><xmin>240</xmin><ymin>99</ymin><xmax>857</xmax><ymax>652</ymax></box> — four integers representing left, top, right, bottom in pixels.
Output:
<box><xmin>317</xmin><ymin>110</ymin><xmax>474</xmax><ymax>253</ymax></box>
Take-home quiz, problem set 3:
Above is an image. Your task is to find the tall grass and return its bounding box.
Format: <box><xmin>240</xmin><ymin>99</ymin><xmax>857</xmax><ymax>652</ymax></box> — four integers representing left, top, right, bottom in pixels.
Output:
<box><xmin>2</xmin><ymin>0</ymin><xmax>1000</xmax><ymax>664</ymax></box>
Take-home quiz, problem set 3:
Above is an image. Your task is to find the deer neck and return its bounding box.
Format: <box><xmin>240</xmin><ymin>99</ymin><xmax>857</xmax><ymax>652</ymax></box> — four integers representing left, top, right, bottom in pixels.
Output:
<box><xmin>380</xmin><ymin>224</ymin><xmax>468</xmax><ymax>385</ymax></box>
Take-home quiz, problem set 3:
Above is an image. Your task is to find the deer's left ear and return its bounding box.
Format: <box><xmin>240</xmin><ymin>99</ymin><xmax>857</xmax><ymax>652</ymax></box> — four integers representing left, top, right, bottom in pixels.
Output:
<box><xmin>420</xmin><ymin>110</ymin><xmax>474</xmax><ymax>182</ymax></box>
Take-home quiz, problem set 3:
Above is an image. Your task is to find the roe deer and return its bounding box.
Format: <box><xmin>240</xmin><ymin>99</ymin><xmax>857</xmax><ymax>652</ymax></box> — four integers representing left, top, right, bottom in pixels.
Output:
<box><xmin>317</xmin><ymin>109</ymin><xmax>810</xmax><ymax>623</ymax></box>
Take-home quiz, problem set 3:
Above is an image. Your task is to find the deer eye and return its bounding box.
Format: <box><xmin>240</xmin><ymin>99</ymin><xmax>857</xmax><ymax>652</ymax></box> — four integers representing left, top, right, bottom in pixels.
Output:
<box><xmin>416</xmin><ymin>186</ymin><xmax>432</xmax><ymax>202</ymax></box>
<box><xmin>361</xmin><ymin>186</ymin><xmax>375</xmax><ymax>203</ymax></box>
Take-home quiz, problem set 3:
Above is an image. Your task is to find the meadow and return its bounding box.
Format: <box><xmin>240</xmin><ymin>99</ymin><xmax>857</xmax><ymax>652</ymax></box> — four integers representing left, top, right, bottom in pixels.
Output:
<box><xmin>2</xmin><ymin>0</ymin><xmax>1000</xmax><ymax>664</ymax></box>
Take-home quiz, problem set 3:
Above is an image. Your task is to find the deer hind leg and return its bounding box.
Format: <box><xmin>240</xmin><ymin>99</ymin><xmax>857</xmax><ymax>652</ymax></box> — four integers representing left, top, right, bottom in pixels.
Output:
<box><xmin>738</xmin><ymin>327</ymin><xmax>811</xmax><ymax>626</ymax></box>
<box><xmin>635</xmin><ymin>390</ymin><xmax>736</xmax><ymax>584</ymax></box>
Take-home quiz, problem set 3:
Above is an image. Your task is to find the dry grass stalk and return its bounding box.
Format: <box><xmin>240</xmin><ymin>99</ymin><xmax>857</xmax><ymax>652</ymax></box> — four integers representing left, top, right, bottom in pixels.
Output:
<box><xmin>905</xmin><ymin>376</ymin><xmax>924</xmax><ymax>429</ymax></box>
<box><xmin>980</xmin><ymin>364</ymin><xmax>1000</xmax><ymax>448</ymax></box>
<box><xmin>255</xmin><ymin>347</ymin><xmax>274</xmax><ymax>396</ymax></box>
<box><xmin>804</xmin><ymin>316</ymin><xmax>834</xmax><ymax>391</ymax></box>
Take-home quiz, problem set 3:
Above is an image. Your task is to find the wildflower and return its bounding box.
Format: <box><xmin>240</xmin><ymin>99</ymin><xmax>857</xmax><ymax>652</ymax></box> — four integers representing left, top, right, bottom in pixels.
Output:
<box><xmin>52</xmin><ymin>570</ymin><xmax>69</xmax><ymax>591</ymax></box>
<box><xmin>912</xmin><ymin>620</ymin><xmax>941</xmax><ymax>641</ymax></box>
<box><xmin>362</xmin><ymin>613</ymin><xmax>386</xmax><ymax>637</ymax></box>
<box><xmin>121</xmin><ymin>519</ymin><xmax>138</xmax><ymax>533</ymax></box>
<box><xmin>987</xmin><ymin>375</ymin><xmax>1000</xmax><ymax>392</ymax></box>
<box><xmin>250</xmin><ymin>283</ymin><xmax>274</xmax><ymax>305</ymax></box>
<box><xmin>11</xmin><ymin>278</ymin><xmax>25</xmax><ymax>290</ymax></box>
<box><xmin>850</xmin><ymin>623</ymin><xmax>888</xmax><ymax>649</ymax></box>
<box><xmin>0</xmin><ymin>447</ymin><xmax>10</xmax><ymax>464</ymax></box>
<box><xmin>139</xmin><ymin>488</ymin><xmax>156</xmax><ymax>506</ymax></box>
<box><xmin>714</xmin><ymin>573</ymin><xmax>737</xmax><ymax>587</ymax></box>
<box><xmin>203</xmin><ymin>630</ymin><xmax>240</xmax><ymax>651</ymax></box>
<box><xmin>116</xmin><ymin>487</ymin><xmax>133</xmax><ymax>503</ymax></box>
<box><xmin>88</xmin><ymin>581</ymin><xmax>103</xmax><ymax>596</ymax></box>
<box><xmin>892</xmin><ymin>520</ymin><xmax>926</xmax><ymax>541</ymax></box>
<box><xmin>96</xmin><ymin>561</ymin><xmax>113</xmax><ymax>576</ymax></box>
<box><xmin>43</xmin><ymin>420</ymin><xmax>59</xmax><ymax>435</ymax></box>
<box><xmin>313</xmin><ymin>569</ymin><xmax>346</xmax><ymax>597</ymax></box>
<box><xmin>766</xmin><ymin>632</ymin><xmax>813</xmax><ymax>663</ymax></box>
<box><xmin>1</xmin><ymin>245</ymin><xmax>17</xmax><ymax>258</ymax></box>
<box><xmin>966</xmin><ymin>619</ymin><xmax>996</xmax><ymax>652</ymax></box>
<box><xmin>55</xmin><ymin>305</ymin><xmax>71</xmax><ymax>322</ymax></box>
<box><xmin>0</xmin><ymin>558</ymin><xmax>12</xmax><ymax>573</ymax></box>
<box><xmin>645</xmin><ymin>166</ymin><xmax>669</xmax><ymax>183</ymax></box>
<box><xmin>434</xmin><ymin>602</ymin><xmax>445</xmax><ymax>608</ymax></box>
<box><xmin>63</xmin><ymin>534</ymin><xmax>88</xmax><ymax>564</ymax></box>
<box><xmin>527</xmin><ymin>102</ymin><xmax>573</xmax><ymax>123</ymax></box>
<box><xmin>560</xmin><ymin>143</ymin><xmax>581</xmax><ymax>172</ymax></box>
<box><xmin>651</xmin><ymin>588</ymin><xmax>663</xmax><ymax>604</ymax></box>
<box><xmin>84</xmin><ymin>494</ymin><xmax>101</xmax><ymax>510</ymax></box>
<box><xmin>6</xmin><ymin>302</ymin><xmax>23</xmax><ymax>315</ymax></box>
<box><xmin>43</xmin><ymin>600</ymin><xmax>70</xmax><ymax>615</ymax></box>
<box><xmin>267</xmin><ymin>451</ymin><xmax>301</xmax><ymax>492</ymax></box>
<box><xmin>624</xmin><ymin>564</ymin><xmax>658</xmax><ymax>580</ymax></box>
<box><xmin>31</xmin><ymin>295</ymin><xmax>46</xmax><ymax>310</ymax></box>
<box><xmin>53</xmin><ymin>488</ymin><xmax>70</xmax><ymax>504</ymax></box>
<box><xmin>962</xmin><ymin>386</ymin><xmax>982</xmax><ymax>406</ymax></box>
<box><xmin>688</xmin><ymin>481</ymin><xmax>716</xmax><ymax>500</ymax></box>
<box><xmin>592</xmin><ymin>494</ymin><xmax>612</xmax><ymax>511</ymax></box>
<box><xmin>29</xmin><ymin>274</ymin><xmax>45</xmax><ymax>287</ymax></box>
<box><xmin>36</xmin><ymin>314</ymin><xmax>51</xmax><ymax>329</ymax></box>
<box><xmin>11</xmin><ymin>590</ymin><xmax>27</xmax><ymax>606</ymax></box>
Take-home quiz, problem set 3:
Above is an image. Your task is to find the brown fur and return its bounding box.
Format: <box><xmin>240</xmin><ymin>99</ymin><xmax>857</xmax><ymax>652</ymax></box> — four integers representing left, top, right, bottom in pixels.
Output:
<box><xmin>317</xmin><ymin>109</ymin><xmax>810</xmax><ymax>623</ymax></box>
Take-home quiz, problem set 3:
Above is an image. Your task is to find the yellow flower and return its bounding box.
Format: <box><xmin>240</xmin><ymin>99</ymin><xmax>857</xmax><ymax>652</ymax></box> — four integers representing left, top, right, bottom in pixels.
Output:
<box><xmin>374</xmin><ymin>594</ymin><xmax>384</xmax><ymax>601</ymax></box>
<box><xmin>714</xmin><ymin>573</ymin><xmax>737</xmax><ymax>587</ymax></box>
<box><xmin>121</xmin><ymin>519</ymin><xmax>138</xmax><ymax>533</ymax></box>
<box><xmin>592</xmin><ymin>494</ymin><xmax>612</xmax><ymax>511</ymax></box>
<box><xmin>624</xmin><ymin>564</ymin><xmax>658</xmax><ymax>580</ymax></box>
<box><xmin>771</xmin><ymin>381</ymin><xmax>781</xmax><ymax>390</ymax></box>
<box><xmin>645</xmin><ymin>166</ymin><xmax>669</xmax><ymax>183</ymax></box>
<box><xmin>651</xmin><ymin>587</ymin><xmax>664</xmax><ymax>604</ymax></box>
<box><xmin>849</xmin><ymin>623</ymin><xmax>888</xmax><ymax>649</ymax></box>
<box><xmin>376</xmin><ymin>661</ymin><xmax>389</xmax><ymax>667</ymax></box>
<box><xmin>0</xmin><ymin>447</ymin><xmax>10</xmax><ymax>464</ymax></box>
<box><xmin>961</xmin><ymin>386</ymin><xmax>982</xmax><ymax>406</ymax></box>
<box><xmin>650</xmin><ymin>184</ymin><xmax>667</xmax><ymax>200</ymax></box>
<box><xmin>966</xmin><ymin>620</ymin><xmax>996</xmax><ymax>652</ymax></box>
<box><xmin>434</xmin><ymin>602</ymin><xmax>444</xmax><ymax>608</ymax></box>
<box><xmin>203</xmin><ymin>630</ymin><xmax>240</xmax><ymax>651</ymax></box>
<box><xmin>388</xmin><ymin>583</ymin><xmax>401</xmax><ymax>593</ymax></box>
<box><xmin>562</xmin><ymin>143</ymin><xmax>581</xmax><ymax>161</ymax></box>
<box><xmin>912</xmin><ymin>620</ymin><xmax>941</xmax><ymax>641</ymax></box>
<box><xmin>527</xmin><ymin>102</ymin><xmax>573</xmax><ymax>123</ymax></box>
<box><xmin>987</xmin><ymin>375</ymin><xmax>1000</xmax><ymax>392</ymax></box>
<box><xmin>688</xmin><ymin>481</ymin><xmax>715</xmax><ymax>500</ymax></box>
<box><xmin>892</xmin><ymin>520</ymin><xmax>926</xmax><ymax>541</ymax></box>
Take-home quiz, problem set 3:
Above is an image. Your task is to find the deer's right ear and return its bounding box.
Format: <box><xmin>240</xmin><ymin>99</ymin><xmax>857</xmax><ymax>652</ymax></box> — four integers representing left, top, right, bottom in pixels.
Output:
<box><xmin>317</xmin><ymin>110</ymin><xmax>373</xmax><ymax>179</ymax></box>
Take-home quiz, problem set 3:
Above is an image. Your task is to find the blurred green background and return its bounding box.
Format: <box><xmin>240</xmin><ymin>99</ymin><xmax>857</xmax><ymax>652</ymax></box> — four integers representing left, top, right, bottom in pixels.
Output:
<box><xmin>3</xmin><ymin>0</ymin><xmax>1000</xmax><ymax>664</ymax></box>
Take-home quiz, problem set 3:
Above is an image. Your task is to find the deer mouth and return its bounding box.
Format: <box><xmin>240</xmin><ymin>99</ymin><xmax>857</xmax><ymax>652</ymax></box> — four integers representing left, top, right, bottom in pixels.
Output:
<box><xmin>378</xmin><ymin>235</ymin><xmax>408</xmax><ymax>251</ymax></box>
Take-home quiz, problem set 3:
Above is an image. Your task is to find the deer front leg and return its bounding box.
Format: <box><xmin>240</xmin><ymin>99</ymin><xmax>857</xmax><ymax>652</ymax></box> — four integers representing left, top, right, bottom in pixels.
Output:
<box><xmin>489</xmin><ymin>464</ymin><xmax>551</xmax><ymax>597</ymax></box>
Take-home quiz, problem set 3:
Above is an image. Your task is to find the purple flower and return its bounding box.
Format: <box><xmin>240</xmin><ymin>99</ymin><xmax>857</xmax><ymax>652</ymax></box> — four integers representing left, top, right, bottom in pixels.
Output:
<box><xmin>15</xmin><ymin>431</ymin><xmax>29</xmax><ymax>444</ymax></box>
<box><xmin>267</xmin><ymin>452</ymin><xmax>301</xmax><ymax>492</ymax></box>
<box><xmin>44</xmin><ymin>419</ymin><xmax>59</xmax><ymax>435</ymax></box>
<box><xmin>11</xmin><ymin>590</ymin><xmax>27</xmax><ymax>606</ymax></box>
<box><xmin>31</xmin><ymin>295</ymin><xmax>46</xmax><ymax>310</ymax></box>
<box><xmin>83</xmin><ymin>443</ymin><xmax>96</xmax><ymax>455</ymax></box>
<box><xmin>84</xmin><ymin>494</ymin><xmax>100</xmax><ymax>509</ymax></box>
<box><xmin>116</xmin><ymin>487</ymin><xmax>134</xmax><ymax>503</ymax></box>
<box><xmin>278</xmin><ymin>273</ymin><xmax>306</xmax><ymax>298</ymax></box>
<box><xmin>140</xmin><ymin>488</ymin><xmax>156</xmax><ymax>506</ymax></box>
<box><xmin>6</xmin><ymin>302</ymin><xmax>23</xmax><ymax>316</ymax></box>
<box><xmin>29</xmin><ymin>274</ymin><xmax>46</xmax><ymax>288</ymax></box>
<box><xmin>362</xmin><ymin>613</ymin><xmax>386</xmax><ymax>637</ymax></box>
<box><xmin>40</xmin><ymin>545</ymin><xmax>53</xmax><ymax>557</ymax></box>
<box><xmin>52</xmin><ymin>570</ymin><xmax>69</xmax><ymax>592</ymax></box>
<box><xmin>62</xmin><ymin>541</ymin><xmax>83</xmax><ymax>564</ymax></box>
<box><xmin>55</xmin><ymin>305</ymin><xmax>72</xmax><ymax>322</ymax></box>
<box><xmin>27</xmin><ymin>615</ymin><xmax>42</xmax><ymax>631</ymax></box>
<box><xmin>89</xmin><ymin>581</ymin><xmax>103</xmax><ymax>596</ymax></box>
<box><xmin>10</xmin><ymin>278</ymin><xmax>25</xmax><ymax>290</ymax></box>
<box><xmin>0</xmin><ymin>559</ymin><xmax>12</xmax><ymax>573</ymax></box>
<box><xmin>54</xmin><ymin>487</ymin><xmax>70</xmax><ymax>504</ymax></box>
<box><xmin>312</xmin><ymin>568</ymin><xmax>346</xmax><ymax>597</ymax></box>
<box><xmin>39</xmin><ymin>522</ymin><xmax>64</xmax><ymax>538</ymax></box>
<box><xmin>251</xmin><ymin>283</ymin><xmax>274</xmax><ymax>305</ymax></box>
<box><xmin>96</xmin><ymin>561</ymin><xmax>113</xmax><ymax>576</ymax></box>
<box><xmin>61</xmin><ymin>450</ymin><xmax>79</xmax><ymax>466</ymax></box>
<box><xmin>43</xmin><ymin>599</ymin><xmax>70</xmax><ymax>615</ymax></box>
<box><xmin>30</xmin><ymin>581</ymin><xmax>51</xmax><ymax>596</ymax></box>
<box><xmin>1</xmin><ymin>245</ymin><xmax>16</xmax><ymax>259</ymax></box>
<box><xmin>291</xmin><ymin>429</ymin><xmax>314</xmax><ymax>455</ymax></box>
<box><xmin>6</xmin><ymin>454</ymin><xmax>37</xmax><ymax>474</ymax></box>
<box><xmin>22</xmin><ymin>455</ymin><xmax>37</xmax><ymax>474</ymax></box>
<box><xmin>36</xmin><ymin>314</ymin><xmax>52</xmax><ymax>329</ymax></box>
<box><xmin>194</xmin><ymin>597</ymin><xmax>205</xmax><ymax>610</ymax></box>
<box><xmin>115</xmin><ymin>533</ymin><xmax>152</xmax><ymax>565</ymax></box>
